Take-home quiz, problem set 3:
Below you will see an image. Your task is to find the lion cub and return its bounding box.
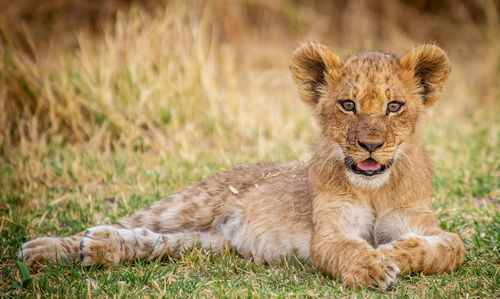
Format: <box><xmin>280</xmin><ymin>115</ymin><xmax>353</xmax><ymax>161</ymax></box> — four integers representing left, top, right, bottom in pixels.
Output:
<box><xmin>19</xmin><ymin>43</ymin><xmax>464</xmax><ymax>290</ymax></box>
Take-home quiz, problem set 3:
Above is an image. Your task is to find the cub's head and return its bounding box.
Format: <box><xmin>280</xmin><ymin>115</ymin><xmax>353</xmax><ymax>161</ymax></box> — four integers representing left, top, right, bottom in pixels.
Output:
<box><xmin>290</xmin><ymin>43</ymin><xmax>450</xmax><ymax>188</ymax></box>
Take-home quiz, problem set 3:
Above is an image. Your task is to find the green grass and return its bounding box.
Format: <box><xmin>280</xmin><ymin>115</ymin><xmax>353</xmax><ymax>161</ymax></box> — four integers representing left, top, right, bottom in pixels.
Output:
<box><xmin>1</xmin><ymin>0</ymin><xmax>499</xmax><ymax>297</ymax></box>
<box><xmin>1</xmin><ymin>112</ymin><xmax>499</xmax><ymax>298</ymax></box>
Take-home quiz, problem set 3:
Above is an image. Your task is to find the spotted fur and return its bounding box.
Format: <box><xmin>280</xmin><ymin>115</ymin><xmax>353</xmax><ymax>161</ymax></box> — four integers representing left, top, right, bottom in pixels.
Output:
<box><xmin>19</xmin><ymin>43</ymin><xmax>464</xmax><ymax>290</ymax></box>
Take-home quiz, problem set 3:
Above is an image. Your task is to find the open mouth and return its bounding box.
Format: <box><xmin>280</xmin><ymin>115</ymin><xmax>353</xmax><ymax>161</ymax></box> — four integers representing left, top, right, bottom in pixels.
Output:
<box><xmin>345</xmin><ymin>156</ymin><xmax>393</xmax><ymax>176</ymax></box>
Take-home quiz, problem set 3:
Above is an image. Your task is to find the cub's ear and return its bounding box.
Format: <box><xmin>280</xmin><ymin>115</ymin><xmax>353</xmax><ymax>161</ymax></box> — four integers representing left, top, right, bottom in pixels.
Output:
<box><xmin>290</xmin><ymin>42</ymin><xmax>342</xmax><ymax>106</ymax></box>
<box><xmin>400</xmin><ymin>44</ymin><xmax>451</xmax><ymax>106</ymax></box>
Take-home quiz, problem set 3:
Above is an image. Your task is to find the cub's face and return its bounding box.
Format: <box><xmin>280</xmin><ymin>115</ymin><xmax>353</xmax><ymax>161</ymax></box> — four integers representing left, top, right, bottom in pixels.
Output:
<box><xmin>290</xmin><ymin>43</ymin><xmax>450</xmax><ymax>188</ymax></box>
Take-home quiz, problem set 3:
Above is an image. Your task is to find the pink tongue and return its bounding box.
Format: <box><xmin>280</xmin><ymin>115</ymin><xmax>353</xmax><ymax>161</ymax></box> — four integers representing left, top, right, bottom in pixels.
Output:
<box><xmin>357</xmin><ymin>159</ymin><xmax>381</xmax><ymax>171</ymax></box>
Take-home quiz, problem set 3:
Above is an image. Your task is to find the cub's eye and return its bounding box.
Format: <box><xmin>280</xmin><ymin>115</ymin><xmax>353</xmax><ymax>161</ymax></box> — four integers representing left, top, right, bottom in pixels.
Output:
<box><xmin>339</xmin><ymin>100</ymin><xmax>356</xmax><ymax>113</ymax></box>
<box><xmin>387</xmin><ymin>101</ymin><xmax>404</xmax><ymax>114</ymax></box>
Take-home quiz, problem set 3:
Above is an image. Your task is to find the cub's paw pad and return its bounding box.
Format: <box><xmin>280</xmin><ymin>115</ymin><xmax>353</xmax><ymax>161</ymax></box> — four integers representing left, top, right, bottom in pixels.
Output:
<box><xmin>18</xmin><ymin>237</ymin><xmax>66</xmax><ymax>265</ymax></box>
<box><xmin>80</xmin><ymin>226</ymin><xmax>123</xmax><ymax>267</ymax></box>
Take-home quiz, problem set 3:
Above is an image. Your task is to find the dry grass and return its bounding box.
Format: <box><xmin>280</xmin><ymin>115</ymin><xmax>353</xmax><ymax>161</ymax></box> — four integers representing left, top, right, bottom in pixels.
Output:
<box><xmin>0</xmin><ymin>0</ymin><xmax>499</xmax><ymax>297</ymax></box>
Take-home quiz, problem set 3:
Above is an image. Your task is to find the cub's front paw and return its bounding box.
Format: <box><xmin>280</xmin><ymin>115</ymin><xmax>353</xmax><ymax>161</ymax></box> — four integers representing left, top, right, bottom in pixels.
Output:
<box><xmin>18</xmin><ymin>237</ymin><xmax>66</xmax><ymax>265</ymax></box>
<box><xmin>342</xmin><ymin>249</ymin><xmax>400</xmax><ymax>291</ymax></box>
<box><xmin>80</xmin><ymin>226</ymin><xmax>128</xmax><ymax>267</ymax></box>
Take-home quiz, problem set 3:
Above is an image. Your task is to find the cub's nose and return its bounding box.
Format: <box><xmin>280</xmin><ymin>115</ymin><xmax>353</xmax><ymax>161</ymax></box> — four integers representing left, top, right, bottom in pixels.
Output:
<box><xmin>358</xmin><ymin>141</ymin><xmax>384</xmax><ymax>153</ymax></box>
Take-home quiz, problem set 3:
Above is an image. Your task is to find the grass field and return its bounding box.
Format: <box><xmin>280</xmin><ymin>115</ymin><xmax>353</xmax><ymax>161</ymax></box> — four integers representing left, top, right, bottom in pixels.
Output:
<box><xmin>1</xmin><ymin>0</ymin><xmax>499</xmax><ymax>297</ymax></box>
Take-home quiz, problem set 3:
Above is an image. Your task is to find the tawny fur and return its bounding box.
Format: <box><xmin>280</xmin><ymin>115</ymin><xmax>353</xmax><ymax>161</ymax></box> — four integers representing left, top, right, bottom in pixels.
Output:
<box><xmin>19</xmin><ymin>43</ymin><xmax>465</xmax><ymax>290</ymax></box>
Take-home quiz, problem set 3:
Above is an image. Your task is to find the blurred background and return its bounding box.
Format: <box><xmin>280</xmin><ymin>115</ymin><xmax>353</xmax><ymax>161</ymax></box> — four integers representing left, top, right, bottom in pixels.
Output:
<box><xmin>0</xmin><ymin>0</ymin><xmax>498</xmax><ymax>154</ymax></box>
<box><xmin>0</xmin><ymin>1</ymin><xmax>498</xmax><ymax>295</ymax></box>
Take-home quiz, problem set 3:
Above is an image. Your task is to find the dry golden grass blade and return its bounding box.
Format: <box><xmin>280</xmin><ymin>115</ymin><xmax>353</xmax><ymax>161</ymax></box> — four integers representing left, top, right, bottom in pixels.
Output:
<box><xmin>0</xmin><ymin>0</ymin><xmax>498</xmax><ymax>297</ymax></box>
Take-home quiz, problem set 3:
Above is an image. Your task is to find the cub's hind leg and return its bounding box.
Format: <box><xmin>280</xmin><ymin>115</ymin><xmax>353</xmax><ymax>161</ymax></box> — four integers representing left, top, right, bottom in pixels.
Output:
<box><xmin>20</xmin><ymin>184</ymin><xmax>225</xmax><ymax>266</ymax></box>
<box><xmin>114</xmin><ymin>185</ymin><xmax>221</xmax><ymax>233</ymax></box>
<box><xmin>79</xmin><ymin>185</ymin><xmax>228</xmax><ymax>266</ymax></box>
<box><xmin>19</xmin><ymin>233</ymin><xmax>85</xmax><ymax>265</ymax></box>
<box><xmin>80</xmin><ymin>226</ymin><xmax>226</xmax><ymax>266</ymax></box>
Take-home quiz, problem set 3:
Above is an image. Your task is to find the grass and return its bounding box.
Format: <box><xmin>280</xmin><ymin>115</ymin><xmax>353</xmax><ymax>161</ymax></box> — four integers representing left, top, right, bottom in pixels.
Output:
<box><xmin>1</xmin><ymin>0</ymin><xmax>499</xmax><ymax>297</ymax></box>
